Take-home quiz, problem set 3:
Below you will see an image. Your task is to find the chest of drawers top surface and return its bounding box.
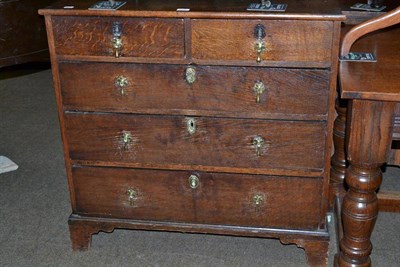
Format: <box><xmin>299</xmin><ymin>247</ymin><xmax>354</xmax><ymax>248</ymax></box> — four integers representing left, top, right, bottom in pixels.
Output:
<box><xmin>40</xmin><ymin>0</ymin><xmax>345</xmax><ymax>18</ymax></box>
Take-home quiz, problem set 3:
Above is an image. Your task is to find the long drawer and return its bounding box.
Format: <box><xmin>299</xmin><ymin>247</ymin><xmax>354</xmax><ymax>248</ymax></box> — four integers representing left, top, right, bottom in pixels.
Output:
<box><xmin>59</xmin><ymin>62</ymin><xmax>330</xmax><ymax>120</ymax></box>
<box><xmin>72</xmin><ymin>166</ymin><xmax>323</xmax><ymax>230</ymax></box>
<box><xmin>192</xmin><ymin>19</ymin><xmax>333</xmax><ymax>65</ymax></box>
<box><xmin>64</xmin><ymin>113</ymin><xmax>326</xmax><ymax>172</ymax></box>
<box><xmin>51</xmin><ymin>16</ymin><xmax>184</xmax><ymax>58</ymax></box>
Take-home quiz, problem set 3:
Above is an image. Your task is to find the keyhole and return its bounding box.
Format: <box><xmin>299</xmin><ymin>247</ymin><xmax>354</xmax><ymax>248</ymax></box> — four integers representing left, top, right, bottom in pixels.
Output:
<box><xmin>187</xmin><ymin>118</ymin><xmax>196</xmax><ymax>134</ymax></box>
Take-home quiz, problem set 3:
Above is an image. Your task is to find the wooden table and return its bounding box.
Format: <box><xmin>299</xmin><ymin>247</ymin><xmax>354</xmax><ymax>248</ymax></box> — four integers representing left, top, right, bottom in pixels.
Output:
<box><xmin>336</xmin><ymin>25</ymin><xmax>400</xmax><ymax>266</ymax></box>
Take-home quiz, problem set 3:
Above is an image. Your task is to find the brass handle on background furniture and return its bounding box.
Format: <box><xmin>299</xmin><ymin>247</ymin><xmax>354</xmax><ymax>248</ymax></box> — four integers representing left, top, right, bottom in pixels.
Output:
<box><xmin>185</xmin><ymin>67</ymin><xmax>196</xmax><ymax>84</ymax></box>
<box><xmin>261</xmin><ymin>0</ymin><xmax>272</xmax><ymax>8</ymax></box>
<box><xmin>114</xmin><ymin>76</ymin><xmax>129</xmax><ymax>96</ymax></box>
<box><xmin>126</xmin><ymin>188</ymin><xmax>138</xmax><ymax>206</ymax></box>
<box><xmin>112</xmin><ymin>22</ymin><xmax>123</xmax><ymax>58</ymax></box>
<box><xmin>188</xmin><ymin>174</ymin><xmax>200</xmax><ymax>189</ymax></box>
<box><xmin>253</xmin><ymin>194</ymin><xmax>264</xmax><ymax>212</ymax></box>
<box><xmin>253</xmin><ymin>81</ymin><xmax>266</xmax><ymax>103</ymax></box>
<box><xmin>253</xmin><ymin>136</ymin><xmax>265</xmax><ymax>157</ymax></box>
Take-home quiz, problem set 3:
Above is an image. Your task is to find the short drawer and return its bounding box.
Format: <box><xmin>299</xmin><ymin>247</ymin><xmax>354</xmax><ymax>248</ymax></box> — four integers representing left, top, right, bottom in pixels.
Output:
<box><xmin>64</xmin><ymin>113</ymin><xmax>326</xmax><ymax>173</ymax></box>
<box><xmin>192</xmin><ymin>19</ymin><xmax>333</xmax><ymax>65</ymax></box>
<box><xmin>59</xmin><ymin>62</ymin><xmax>330</xmax><ymax>120</ymax></box>
<box><xmin>72</xmin><ymin>166</ymin><xmax>323</xmax><ymax>230</ymax></box>
<box><xmin>51</xmin><ymin>16</ymin><xmax>184</xmax><ymax>58</ymax></box>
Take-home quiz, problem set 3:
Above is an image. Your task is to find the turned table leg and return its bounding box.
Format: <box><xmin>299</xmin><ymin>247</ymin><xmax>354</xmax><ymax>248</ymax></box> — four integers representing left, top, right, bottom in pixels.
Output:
<box><xmin>336</xmin><ymin>100</ymin><xmax>396</xmax><ymax>267</ymax></box>
<box><xmin>330</xmin><ymin>98</ymin><xmax>348</xmax><ymax>209</ymax></box>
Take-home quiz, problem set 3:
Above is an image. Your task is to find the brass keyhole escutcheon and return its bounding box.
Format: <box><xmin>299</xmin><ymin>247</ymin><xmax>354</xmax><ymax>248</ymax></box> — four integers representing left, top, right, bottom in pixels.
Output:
<box><xmin>188</xmin><ymin>174</ymin><xmax>200</xmax><ymax>189</ymax></box>
<box><xmin>126</xmin><ymin>188</ymin><xmax>138</xmax><ymax>206</ymax></box>
<box><xmin>253</xmin><ymin>136</ymin><xmax>265</xmax><ymax>157</ymax></box>
<box><xmin>254</xmin><ymin>24</ymin><xmax>266</xmax><ymax>39</ymax></box>
<box><xmin>121</xmin><ymin>131</ymin><xmax>132</xmax><ymax>151</ymax></box>
<box><xmin>114</xmin><ymin>76</ymin><xmax>129</xmax><ymax>96</ymax></box>
<box><xmin>253</xmin><ymin>81</ymin><xmax>266</xmax><ymax>103</ymax></box>
<box><xmin>253</xmin><ymin>194</ymin><xmax>264</xmax><ymax>212</ymax></box>
<box><xmin>186</xmin><ymin>118</ymin><xmax>196</xmax><ymax>134</ymax></box>
<box><xmin>185</xmin><ymin>67</ymin><xmax>196</xmax><ymax>85</ymax></box>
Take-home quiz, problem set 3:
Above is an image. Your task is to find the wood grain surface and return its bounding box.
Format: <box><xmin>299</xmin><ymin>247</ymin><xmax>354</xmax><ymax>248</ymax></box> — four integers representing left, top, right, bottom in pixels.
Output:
<box><xmin>72</xmin><ymin>166</ymin><xmax>323</xmax><ymax>229</ymax></box>
<box><xmin>192</xmin><ymin>19</ymin><xmax>333</xmax><ymax>64</ymax></box>
<box><xmin>59</xmin><ymin>62</ymin><xmax>330</xmax><ymax>120</ymax></box>
<box><xmin>64</xmin><ymin>113</ymin><xmax>327</xmax><ymax>173</ymax></box>
<box><xmin>52</xmin><ymin>16</ymin><xmax>185</xmax><ymax>58</ymax></box>
<box><xmin>340</xmin><ymin>25</ymin><xmax>400</xmax><ymax>101</ymax></box>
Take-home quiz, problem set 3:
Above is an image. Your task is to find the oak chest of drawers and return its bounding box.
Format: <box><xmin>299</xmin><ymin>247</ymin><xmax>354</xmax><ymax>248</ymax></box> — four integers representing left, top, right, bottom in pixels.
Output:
<box><xmin>40</xmin><ymin>1</ymin><xmax>344</xmax><ymax>265</ymax></box>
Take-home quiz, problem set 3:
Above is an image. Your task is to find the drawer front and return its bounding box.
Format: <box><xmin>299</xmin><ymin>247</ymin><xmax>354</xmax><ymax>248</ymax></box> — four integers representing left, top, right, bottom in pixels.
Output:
<box><xmin>65</xmin><ymin>113</ymin><xmax>326</xmax><ymax>171</ymax></box>
<box><xmin>73</xmin><ymin>167</ymin><xmax>323</xmax><ymax>230</ymax></box>
<box><xmin>51</xmin><ymin>16</ymin><xmax>184</xmax><ymax>58</ymax></box>
<box><xmin>60</xmin><ymin>62</ymin><xmax>330</xmax><ymax>119</ymax></box>
<box><xmin>192</xmin><ymin>19</ymin><xmax>333</xmax><ymax>64</ymax></box>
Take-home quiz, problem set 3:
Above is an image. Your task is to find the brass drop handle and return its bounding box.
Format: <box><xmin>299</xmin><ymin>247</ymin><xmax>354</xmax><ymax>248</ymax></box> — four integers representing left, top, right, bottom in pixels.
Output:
<box><xmin>112</xmin><ymin>22</ymin><xmax>123</xmax><ymax>58</ymax></box>
<box><xmin>254</xmin><ymin>24</ymin><xmax>266</xmax><ymax>63</ymax></box>
<box><xmin>188</xmin><ymin>174</ymin><xmax>200</xmax><ymax>189</ymax></box>
<box><xmin>253</xmin><ymin>81</ymin><xmax>266</xmax><ymax>103</ymax></box>
<box><xmin>112</xmin><ymin>38</ymin><xmax>123</xmax><ymax>58</ymax></box>
<box><xmin>253</xmin><ymin>194</ymin><xmax>264</xmax><ymax>212</ymax></box>
<box><xmin>126</xmin><ymin>188</ymin><xmax>138</xmax><ymax>206</ymax></box>
<box><xmin>114</xmin><ymin>76</ymin><xmax>129</xmax><ymax>96</ymax></box>
<box><xmin>121</xmin><ymin>131</ymin><xmax>132</xmax><ymax>151</ymax></box>
<box><xmin>255</xmin><ymin>41</ymin><xmax>266</xmax><ymax>63</ymax></box>
<box><xmin>253</xmin><ymin>136</ymin><xmax>265</xmax><ymax>157</ymax></box>
<box><xmin>185</xmin><ymin>67</ymin><xmax>196</xmax><ymax>85</ymax></box>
